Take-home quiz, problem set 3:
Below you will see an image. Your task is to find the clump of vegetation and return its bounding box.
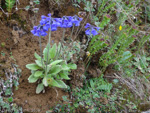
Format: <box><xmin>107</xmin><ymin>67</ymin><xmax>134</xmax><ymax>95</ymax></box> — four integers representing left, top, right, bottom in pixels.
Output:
<box><xmin>52</xmin><ymin>76</ymin><xmax>113</xmax><ymax>113</ymax></box>
<box><xmin>5</xmin><ymin>0</ymin><xmax>16</xmax><ymax>13</ymax></box>
<box><xmin>26</xmin><ymin>43</ymin><xmax>77</xmax><ymax>94</ymax></box>
<box><xmin>1</xmin><ymin>0</ymin><xmax>150</xmax><ymax>112</ymax></box>
<box><xmin>26</xmin><ymin>14</ymin><xmax>87</xmax><ymax>94</ymax></box>
<box><xmin>0</xmin><ymin>64</ymin><xmax>22</xmax><ymax>112</ymax></box>
<box><xmin>50</xmin><ymin>0</ymin><xmax>150</xmax><ymax>112</ymax></box>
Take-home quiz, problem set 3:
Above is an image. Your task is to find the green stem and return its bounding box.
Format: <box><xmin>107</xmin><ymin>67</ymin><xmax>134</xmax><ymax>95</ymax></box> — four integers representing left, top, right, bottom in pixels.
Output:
<box><xmin>96</xmin><ymin>0</ymin><xmax>105</xmax><ymax>17</ymax></box>
<box><xmin>45</xmin><ymin>26</ymin><xmax>51</xmax><ymax>76</ymax></box>
<box><xmin>38</xmin><ymin>36</ymin><xmax>44</xmax><ymax>67</ymax></box>
<box><xmin>62</xmin><ymin>28</ymin><xmax>66</xmax><ymax>44</ymax></box>
<box><xmin>70</xmin><ymin>24</ymin><xmax>75</xmax><ymax>41</ymax></box>
<box><xmin>66</xmin><ymin>24</ymin><xmax>75</xmax><ymax>61</ymax></box>
<box><xmin>84</xmin><ymin>59</ymin><xmax>91</xmax><ymax>75</ymax></box>
<box><xmin>57</xmin><ymin>28</ymin><xmax>66</xmax><ymax>59</ymax></box>
<box><xmin>62</xmin><ymin>29</ymin><xmax>66</xmax><ymax>59</ymax></box>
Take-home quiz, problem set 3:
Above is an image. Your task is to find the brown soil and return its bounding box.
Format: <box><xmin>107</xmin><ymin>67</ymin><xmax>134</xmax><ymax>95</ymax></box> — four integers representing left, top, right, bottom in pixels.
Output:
<box><xmin>0</xmin><ymin>0</ymin><xmax>84</xmax><ymax>113</ymax></box>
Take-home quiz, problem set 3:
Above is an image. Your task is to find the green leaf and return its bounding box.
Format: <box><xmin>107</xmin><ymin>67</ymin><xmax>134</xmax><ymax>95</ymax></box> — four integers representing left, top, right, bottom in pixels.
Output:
<box><xmin>90</xmin><ymin>80</ymin><xmax>95</xmax><ymax>89</ymax></box>
<box><xmin>50</xmin><ymin>60</ymin><xmax>63</xmax><ymax>66</ymax></box>
<box><xmin>5</xmin><ymin>88</ymin><xmax>12</xmax><ymax>96</ymax></box>
<box><xmin>3</xmin><ymin>103</ymin><xmax>10</xmax><ymax>109</ymax></box>
<box><xmin>49</xmin><ymin>65</ymin><xmax>62</xmax><ymax>75</ymax></box>
<box><xmin>36</xmin><ymin>83</ymin><xmax>44</xmax><ymax>94</ymax></box>
<box><xmin>46</xmin><ymin>65</ymin><xmax>51</xmax><ymax>73</ymax></box>
<box><xmin>46</xmin><ymin>74</ymin><xmax>52</xmax><ymax>78</ymax></box>
<box><xmin>68</xmin><ymin>63</ymin><xmax>77</xmax><ymax>69</ymax></box>
<box><xmin>59</xmin><ymin>71</ymin><xmax>70</xmax><ymax>80</ymax></box>
<box><xmin>35</xmin><ymin>60</ymin><xmax>43</xmax><ymax>68</ymax></box>
<box><xmin>121</xmin><ymin>51</ymin><xmax>132</xmax><ymax>61</ymax></box>
<box><xmin>34</xmin><ymin>52</ymin><xmax>41</xmax><ymax>61</ymax></box>
<box><xmin>62</xmin><ymin>96</ymin><xmax>69</xmax><ymax>102</ymax></box>
<box><xmin>57</xmin><ymin>42</ymin><xmax>61</xmax><ymax>52</ymax></box>
<box><xmin>34</xmin><ymin>71</ymin><xmax>43</xmax><ymax>77</ymax></box>
<box><xmin>42</xmin><ymin>77</ymin><xmax>48</xmax><ymax>86</ymax></box>
<box><xmin>113</xmin><ymin>79</ymin><xmax>119</xmax><ymax>84</ymax></box>
<box><xmin>34</xmin><ymin>0</ymin><xmax>40</xmax><ymax>4</ymax></box>
<box><xmin>95</xmin><ymin>22</ymin><xmax>100</xmax><ymax>27</ymax></box>
<box><xmin>56</xmin><ymin>75</ymin><xmax>60</xmax><ymax>79</ymax></box>
<box><xmin>25</xmin><ymin>5</ymin><xmax>30</xmax><ymax>10</ymax></box>
<box><xmin>56</xmin><ymin>80</ymin><xmax>67</xmax><ymax>88</ymax></box>
<box><xmin>50</xmin><ymin>78</ymin><xmax>61</xmax><ymax>87</ymax></box>
<box><xmin>7</xmin><ymin>97</ymin><xmax>13</xmax><ymax>103</ymax></box>
<box><xmin>28</xmin><ymin>75</ymin><xmax>39</xmax><ymax>83</ymax></box>
<box><xmin>74</xmin><ymin>103</ymin><xmax>79</xmax><ymax>108</ymax></box>
<box><xmin>26</xmin><ymin>64</ymin><xmax>41</xmax><ymax>70</ymax></box>
<box><xmin>61</xmin><ymin>62</ymin><xmax>69</xmax><ymax>70</ymax></box>
<box><xmin>5</xmin><ymin>0</ymin><xmax>16</xmax><ymax>13</ymax></box>
<box><xmin>147</xmin><ymin>57</ymin><xmax>150</xmax><ymax>61</ymax></box>
<box><xmin>49</xmin><ymin>43</ymin><xmax>57</xmax><ymax>59</ymax></box>
<box><xmin>43</xmin><ymin>48</ymin><xmax>49</xmax><ymax>61</ymax></box>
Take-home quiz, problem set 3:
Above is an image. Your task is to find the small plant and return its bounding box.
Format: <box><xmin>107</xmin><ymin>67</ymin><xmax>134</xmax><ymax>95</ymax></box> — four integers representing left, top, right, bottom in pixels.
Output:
<box><xmin>72</xmin><ymin>0</ymin><xmax>115</xmax><ymax>26</ymax></box>
<box><xmin>0</xmin><ymin>64</ymin><xmax>22</xmax><ymax>112</ymax></box>
<box><xmin>33</xmin><ymin>0</ymin><xmax>40</xmax><ymax>5</ymax></box>
<box><xmin>52</xmin><ymin>76</ymin><xmax>112</xmax><ymax>113</ymax></box>
<box><xmin>26</xmin><ymin>13</ymin><xmax>100</xmax><ymax>94</ymax></box>
<box><xmin>1</xmin><ymin>51</ymin><xmax>5</xmax><ymax>56</ymax></box>
<box><xmin>25</xmin><ymin>0</ymin><xmax>40</xmax><ymax>13</ymax></box>
<box><xmin>1</xmin><ymin>42</ymin><xmax>6</xmax><ymax>48</ymax></box>
<box><xmin>26</xmin><ymin>43</ymin><xmax>77</xmax><ymax>94</ymax></box>
<box><xmin>88</xmin><ymin>35</ymin><xmax>108</xmax><ymax>57</ymax></box>
<box><xmin>133</xmin><ymin>54</ymin><xmax>150</xmax><ymax>73</ymax></box>
<box><xmin>5</xmin><ymin>0</ymin><xmax>16</xmax><ymax>13</ymax></box>
<box><xmin>99</xmin><ymin>25</ymin><xmax>138</xmax><ymax>72</ymax></box>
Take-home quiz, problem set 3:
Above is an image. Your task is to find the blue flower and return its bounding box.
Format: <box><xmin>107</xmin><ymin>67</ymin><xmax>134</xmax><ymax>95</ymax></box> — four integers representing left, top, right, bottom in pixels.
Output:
<box><xmin>69</xmin><ymin>15</ymin><xmax>83</xmax><ymax>26</ymax></box>
<box><xmin>40</xmin><ymin>19</ymin><xmax>47</xmax><ymax>25</ymax></box>
<box><xmin>85</xmin><ymin>23</ymin><xmax>91</xmax><ymax>29</ymax></box>
<box><xmin>43</xmin><ymin>23</ymin><xmax>50</xmax><ymax>31</ymax></box>
<box><xmin>59</xmin><ymin>16</ymin><xmax>73</xmax><ymax>28</ymax></box>
<box><xmin>31</xmin><ymin>26</ymin><xmax>47</xmax><ymax>37</ymax></box>
<box><xmin>41</xmin><ymin>16</ymin><xmax>59</xmax><ymax>31</ymax></box>
<box><xmin>54</xmin><ymin>18</ymin><xmax>62</xmax><ymax>27</ymax></box>
<box><xmin>85</xmin><ymin>23</ymin><xmax>100</xmax><ymax>36</ymax></box>
<box><xmin>51</xmin><ymin>20</ymin><xmax>58</xmax><ymax>31</ymax></box>
<box><xmin>31</xmin><ymin>26</ymin><xmax>38</xmax><ymax>34</ymax></box>
<box><xmin>31</xmin><ymin>13</ymin><xmax>83</xmax><ymax>37</ymax></box>
<box><xmin>41</xmin><ymin>15</ymin><xmax>47</xmax><ymax>19</ymax></box>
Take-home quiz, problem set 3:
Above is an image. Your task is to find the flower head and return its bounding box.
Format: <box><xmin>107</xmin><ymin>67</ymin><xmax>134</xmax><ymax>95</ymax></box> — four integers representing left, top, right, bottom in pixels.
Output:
<box><xmin>119</xmin><ymin>25</ymin><xmax>122</xmax><ymax>31</ymax></box>
<box><xmin>59</xmin><ymin>16</ymin><xmax>73</xmax><ymax>28</ymax></box>
<box><xmin>31</xmin><ymin>14</ymin><xmax>83</xmax><ymax>37</ymax></box>
<box><xmin>70</xmin><ymin>15</ymin><xmax>83</xmax><ymax>26</ymax></box>
<box><xmin>31</xmin><ymin>26</ymin><xmax>47</xmax><ymax>37</ymax></box>
<box><xmin>85</xmin><ymin>23</ymin><xmax>100</xmax><ymax>36</ymax></box>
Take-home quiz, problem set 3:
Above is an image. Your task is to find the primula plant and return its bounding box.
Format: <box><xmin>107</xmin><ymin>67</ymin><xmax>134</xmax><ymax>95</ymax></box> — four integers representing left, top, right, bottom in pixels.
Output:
<box><xmin>26</xmin><ymin>43</ymin><xmax>77</xmax><ymax>94</ymax></box>
<box><xmin>26</xmin><ymin>13</ymin><xmax>86</xmax><ymax>94</ymax></box>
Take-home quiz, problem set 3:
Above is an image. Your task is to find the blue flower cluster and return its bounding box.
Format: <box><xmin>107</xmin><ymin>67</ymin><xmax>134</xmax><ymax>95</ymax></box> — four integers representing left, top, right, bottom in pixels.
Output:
<box><xmin>31</xmin><ymin>14</ymin><xmax>83</xmax><ymax>37</ymax></box>
<box><xmin>85</xmin><ymin>23</ymin><xmax>100</xmax><ymax>36</ymax></box>
<box><xmin>31</xmin><ymin>13</ymin><xmax>100</xmax><ymax>37</ymax></box>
